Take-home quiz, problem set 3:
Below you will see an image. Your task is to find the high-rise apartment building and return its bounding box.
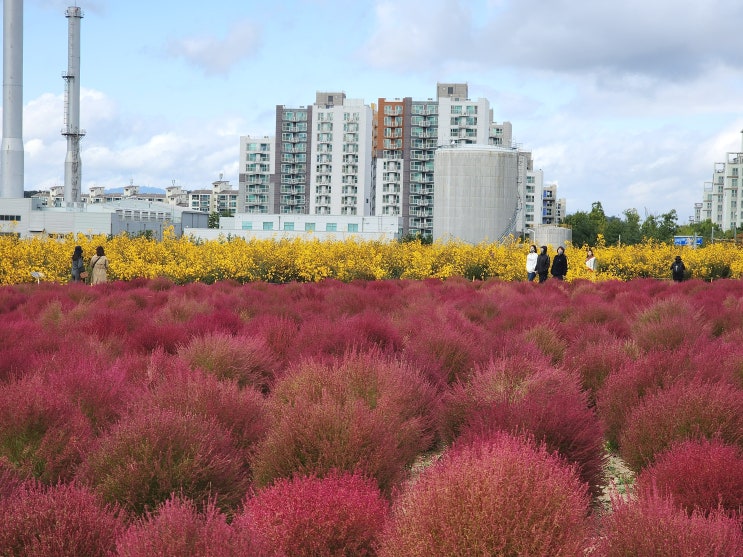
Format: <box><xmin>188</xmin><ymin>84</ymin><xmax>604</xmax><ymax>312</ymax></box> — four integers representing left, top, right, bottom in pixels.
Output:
<box><xmin>697</xmin><ymin>131</ymin><xmax>743</xmax><ymax>230</ymax></box>
<box><xmin>239</xmin><ymin>135</ymin><xmax>274</xmax><ymax>213</ymax></box>
<box><xmin>239</xmin><ymin>83</ymin><xmax>556</xmax><ymax>239</ymax></box>
<box><xmin>310</xmin><ymin>93</ymin><xmax>373</xmax><ymax>216</ymax></box>
<box><xmin>541</xmin><ymin>182</ymin><xmax>566</xmax><ymax>225</ymax></box>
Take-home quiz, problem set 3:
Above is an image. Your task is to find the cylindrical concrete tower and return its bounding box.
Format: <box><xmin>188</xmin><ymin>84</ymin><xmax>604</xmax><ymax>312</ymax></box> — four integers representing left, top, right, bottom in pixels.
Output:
<box><xmin>433</xmin><ymin>145</ymin><xmax>520</xmax><ymax>244</ymax></box>
<box><xmin>63</xmin><ymin>6</ymin><xmax>84</xmax><ymax>204</ymax></box>
<box><xmin>1</xmin><ymin>0</ymin><xmax>24</xmax><ymax>199</ymax></box>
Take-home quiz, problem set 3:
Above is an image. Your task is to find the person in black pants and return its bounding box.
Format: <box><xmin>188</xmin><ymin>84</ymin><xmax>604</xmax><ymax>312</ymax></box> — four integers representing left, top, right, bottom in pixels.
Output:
<box><xmin>671</xmin><ymin>255</ymin><xmax>686</xmax><ymax>282</ymax></box>
<box><xmin>551</xmin><ymin>246</ymin><xmax>568</xmax><ymax>280</ymax></box>
<box><xmin>535</xmin><ymin>245</ymin><xmax>550</xmax><ymax>283</ymax></box>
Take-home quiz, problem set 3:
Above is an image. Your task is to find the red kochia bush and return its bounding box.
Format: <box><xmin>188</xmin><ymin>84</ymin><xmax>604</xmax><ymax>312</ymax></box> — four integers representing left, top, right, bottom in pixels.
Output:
<box><xmin>235</xmin><ymin>471</ymin><xmax>389</xmax><ymax>557</ymax></box>
<box><xmin>141</xmin><ymin>365</ymin><xmax>268</xmax><ymax>457</ymax></box>
<box><xmin>0</xmin><ymin>482</ymin><xmax>125</xmax><ymax>557</ymax></box>
<box><xmin>444</xmin><ymin>364</ymin><xmax>606</xmax><ymax>497</ymax></box>
<box><xmin>596</xmin><ymin>492</ymin><xmax>743</xmax><ymax>557</ymax></box>
<box><xmin>116</xmin><ymin>496</ymin><xmax>250</xmax><ymax>557</ymax></box>
<box><xmin>0</xmin><ymin>374</ymin><xmax>93</xmax><ymax>483</ymax></box>
<box><xmin>177</xmin><ymin>331</ymin><xmax>279</xmax><ymax>392</ymax></box>
<box><xmin>636</xmin><ymin>438</ymin><xmax>743</xmax><ymax>517</ymax></box>
<box><xmin>77</xmin><ymin>407</ymin><xmax>251</xmax><ymax>516</ymax></box>
<box><xmin>630</xmin><ymin>297</ymin><xmax>711</xmax><ymax>352</ymax></box>
<box><xmin>252</xmin><ymin>349</ymin><xmax>440</xmax><ymax>494</ymax></box>
<box><xmin>619</xmin><ymin>380</ymin><xmax>743</xmax><ymax>472</ymax></box>
<box><xmin>379</xmin><ymin>432</ymin><xmax>591</xmax><ymax>556</ymax></box>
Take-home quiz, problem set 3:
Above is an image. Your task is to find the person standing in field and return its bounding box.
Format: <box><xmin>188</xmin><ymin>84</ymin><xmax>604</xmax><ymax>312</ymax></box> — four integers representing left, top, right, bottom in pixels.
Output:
<box><xmin>671</xmin><ymin>255</ymin><xmax>686</xmax><ymax>282</ymax></box>
<box><xmin>585</xmin><ymin>249</ymin><xmax>596</xmax><ymax>272</ymax></box>
<box><xmin>71</xmin><ymin>245</ymin><xmax>85</xmax><ymax>282</ymax></box>
<box><xmin>90</xmin><ymin>246</ymin><xmax>109</xmax><ymax>285</ymax></box>
<box><xmin>526</xmin><ymin>244</ymin><xmax>538</xmax><ymax>282</ymax></box>
<box><xmin>535</xmin><ymin>246</ymin><xmax>550</xmax><ymax>283</ymax></box>
<box><xmin>551</xmin><ymin>246</ymin><xmax>568</xmax><ymax>280</ymax></box>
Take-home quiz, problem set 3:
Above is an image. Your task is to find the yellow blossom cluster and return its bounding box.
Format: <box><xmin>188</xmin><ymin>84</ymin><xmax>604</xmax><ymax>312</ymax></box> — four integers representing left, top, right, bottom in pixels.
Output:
<box><xmin>0</xmin><ymin>230</ymin><xmax>740</xmax><ymax>285</ymax></box>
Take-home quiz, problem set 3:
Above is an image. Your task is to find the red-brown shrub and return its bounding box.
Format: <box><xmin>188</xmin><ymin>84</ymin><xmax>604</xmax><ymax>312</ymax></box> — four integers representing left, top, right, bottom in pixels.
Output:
<box><xmin>619</xmin><ymin>381</ymin><xmax>743</xmax><ymax>472</ymax></box>
<box><xmin>596</xmin><ymin>492</ymin><xmax>743</xmax><ymax>556</ymax></box>
<box><xmin>252</xmin><ymin>350</ymin><xmax>440</xmax><ymax>494</ymax></box>
<box><xmin>447</xmin><ymin>366</ymin><xmax>606</xmax><ymax>497</ymax></box>
<box><xmin>0</xmin><ymin>482</ymin><xmax>125</xmax><ymax>557</ymax></box>
<box><xmin>398</xmin><ymin>308</ymin><xmax>491</xmax><ymax>386</ymax></box>
<box><xmin>116</xmin><ymin>495</ymin><xmax>248</xmax><ymax>557</ymax></box>
<box><xmin>177</xmin><ymin>331</ymin><xmax>279</xmax><ymax>392</ymax></box>
<box><xmin>236</xmin><ymin>471</ymin><xmax>389</xmax><ymax>557</ymax></box>
<box><xmin>630</xmin><ymin>297</ymin><xmax>711</xmax><ymax>352</ymax></box>
<box><xmin>77</xmin><ymin>407</ymin><xmax>251</xmax><ymax>515</ymax></box>
<box><xmin>379</xmin><ymin>432</ymin><xmax>591</xmax><ymax>556</ymax></box>
<box><xmin>596</xmin><ymin>348</ymin><xmax>696</xmax><ymax>448</ymax></box>
<box><xmin>0</xmin><ymin>374</ymin><xmax>93</xmax><ymax>483</ymax></box>
<box><xmin>0</xmin><ymin>457</ymin><xmax>23</xmax><ymax>499</ymax></box>
<box><xmin>141</xmin><ymin>365</ymin><xmax>268</xmax><ymax>457</ymax></box>
<box><xmin>635</xmin><ymin>438</ymin><xmax>743</xmax><ymax>516</ymax></box>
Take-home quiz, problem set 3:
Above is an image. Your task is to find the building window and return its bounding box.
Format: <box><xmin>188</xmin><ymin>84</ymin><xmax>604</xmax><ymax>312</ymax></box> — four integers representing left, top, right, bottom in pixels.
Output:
<box><xmin>0</xmin><ymin>215</ymin><xmax>21</xmax><ymax>221</ymax></box>
<box><xmin>347</xmin><ymin>223</ymin><xmax>358</xmax><ymax>232</ymax></box>
<box><xmin>263</xmin><ymin>222</ymin><xmax>274</xmax><ymax>230</ymax></box>
<box><xmin>284</xmin><ymin>222</ymin><xmax>294</xmax><ymax>231</ymax></box>
<box><xmin>305</xmin><ymin>222</ymin><xmax>315</xmax><ymax>231</ymax></box>
<box><xmin>326</xmin><ymin>223</ymin><xmax>337</xmax><ymax>232</ymax></box>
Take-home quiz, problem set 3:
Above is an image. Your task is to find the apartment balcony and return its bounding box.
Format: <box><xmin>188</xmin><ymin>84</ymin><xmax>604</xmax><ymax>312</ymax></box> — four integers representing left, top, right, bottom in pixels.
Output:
<box><xmin>281</xmin><ymin>185</ymin><xmax>305</xmax><ymax>195</ymax></box>
<box><xmin>341</xmin><ymin>196</ymin><xmax>357</xmax><ymax>206</ymax></box>
<box><xmin>342</xmin><ymin>186</ymin><xmax>357</xmax><ymax>195</ymax></box>
<box><xmin>409</xmin><ymin>184</ymin><xmax>433</xmax><ymax>195</ymax></box>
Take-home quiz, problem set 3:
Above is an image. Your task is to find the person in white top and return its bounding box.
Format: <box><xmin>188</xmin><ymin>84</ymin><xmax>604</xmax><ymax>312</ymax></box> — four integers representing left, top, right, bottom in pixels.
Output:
<box><xmin>585</xmin><ymin>249</ymin><xmax>596</xmax><ymax>272</ymax></box>
<box><xmin>525</xmin><ymin>244</ymin><xmax>538</xmax><ymax>281</ymax></box>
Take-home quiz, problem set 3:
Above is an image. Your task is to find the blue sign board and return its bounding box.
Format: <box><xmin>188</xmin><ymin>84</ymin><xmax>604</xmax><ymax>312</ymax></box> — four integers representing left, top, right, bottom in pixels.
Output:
<box><xmin>673</xmin><ymin>236</ymin><xmax>703</xmax><ymax>247</ymax></box>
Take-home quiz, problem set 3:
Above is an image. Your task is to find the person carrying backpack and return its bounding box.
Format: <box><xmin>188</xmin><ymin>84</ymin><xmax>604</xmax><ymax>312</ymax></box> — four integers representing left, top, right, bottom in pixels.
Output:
<box><xmin>671</xmin><ymin>255</ymin><xmax>686</xmax><ymax>282</ymax></box>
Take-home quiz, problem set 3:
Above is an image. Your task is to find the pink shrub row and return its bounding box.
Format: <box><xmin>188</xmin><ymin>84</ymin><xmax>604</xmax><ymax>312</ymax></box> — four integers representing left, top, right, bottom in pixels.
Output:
<box><xmin>0</xmin><ymin>277</ymin><xmax>742</xmax><ymax>552</ymax></box>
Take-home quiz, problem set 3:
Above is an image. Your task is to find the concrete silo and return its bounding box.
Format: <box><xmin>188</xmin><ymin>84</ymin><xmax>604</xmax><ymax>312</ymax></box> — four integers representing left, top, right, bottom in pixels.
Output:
<box><xmin>433</xmin><ymin>145</ymin><xmax>519</xmax><ymax>244</ymax></box>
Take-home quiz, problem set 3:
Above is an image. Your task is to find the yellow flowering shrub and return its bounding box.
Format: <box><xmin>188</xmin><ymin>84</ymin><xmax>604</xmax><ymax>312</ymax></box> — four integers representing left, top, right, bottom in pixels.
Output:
<box><xmin>1</xmin><ymin>230</ymin><xmax>742</xmax><ymax>285</ymax></box>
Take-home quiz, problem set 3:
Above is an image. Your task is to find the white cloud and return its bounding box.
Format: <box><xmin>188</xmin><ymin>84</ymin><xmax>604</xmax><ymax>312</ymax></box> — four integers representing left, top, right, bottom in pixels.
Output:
<box><xmin>166</xmin><ymin>19</ymin><xmax>262</xmax><ymax>76</ymax></box>
<box><xmin>21</xmin><ymin>88</ymin><xmax>240</xmax><ymax>192</ymax></box>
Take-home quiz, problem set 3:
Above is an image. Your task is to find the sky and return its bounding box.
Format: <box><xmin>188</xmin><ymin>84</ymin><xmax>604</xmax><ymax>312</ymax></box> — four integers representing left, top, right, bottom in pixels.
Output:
<box><xmin>8</xmin><ymin>0</ymin><xmax>743</xmax><ymax>221</ymax></box>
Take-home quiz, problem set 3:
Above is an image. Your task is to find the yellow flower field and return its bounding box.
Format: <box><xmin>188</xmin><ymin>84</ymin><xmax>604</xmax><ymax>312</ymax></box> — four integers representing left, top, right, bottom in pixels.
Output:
<box><xmin>0</xmin><ymin>230</ymin><xmax>740</xmax><ymax>285</ymax></box>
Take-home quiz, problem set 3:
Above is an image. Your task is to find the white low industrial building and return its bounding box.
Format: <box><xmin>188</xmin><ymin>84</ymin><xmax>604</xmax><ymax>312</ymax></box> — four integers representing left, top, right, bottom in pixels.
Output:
<box><xmin>0</xmin><ymin>198</ymin><xmax>207</xmax><ymax>239</ymax></box>
<box><xmin>185</xmin><ymin>213</ymin><xmax>402</xmax><ymax>242</ymax></box>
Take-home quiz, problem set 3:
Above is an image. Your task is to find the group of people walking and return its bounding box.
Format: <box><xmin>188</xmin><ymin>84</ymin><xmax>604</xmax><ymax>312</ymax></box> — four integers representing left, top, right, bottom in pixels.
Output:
<box><xmin>71</xmin><ymin>245</ymin><xmax>109</xmax><ymax>285</ymax></box>
<box><xmin>525</xmin><ymin>244</ymin><xmax>574</xmax><ymax>283</ymax></box>
<box><xmin>525</xmin><ymin>244</ymin><xmax>686</xmax><ymax>282</ymax></box>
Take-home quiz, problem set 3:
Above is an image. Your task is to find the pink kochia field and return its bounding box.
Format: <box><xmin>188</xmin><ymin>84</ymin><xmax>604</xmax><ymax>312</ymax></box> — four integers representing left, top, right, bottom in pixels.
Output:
<box><xmin>1</xmin><ymin>276</ymin><xmax>743</xmax><ymax>556</ymax></box>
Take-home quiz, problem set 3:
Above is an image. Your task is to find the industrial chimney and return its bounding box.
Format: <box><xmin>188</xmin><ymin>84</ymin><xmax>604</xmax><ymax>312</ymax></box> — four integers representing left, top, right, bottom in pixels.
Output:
<box><xmin>63</xmin><ymin>6</ymin><xmax>84</xmax><ymax>204</ymax></box>
<box><xmin>1</xmin><ymin>0</ymin><xmax>24</xmax><ymax>199</ymax></box>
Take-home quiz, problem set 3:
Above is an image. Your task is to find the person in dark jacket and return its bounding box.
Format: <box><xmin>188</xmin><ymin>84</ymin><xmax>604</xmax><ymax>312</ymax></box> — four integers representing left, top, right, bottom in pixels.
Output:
<box><xmin>671</xmin><ymin>255</ymin><xmax>686</xmax><ymax>282</ymax></box>
<box><xmin>71</xmin><ymin>245</ymin><xmax>85</xmax><ymax>282</ymax></box>
<box><xmin>535</xmin><ymin>245</ymin><xmax>550</xmax><ymax>283</ymax></box>
<box><xmin>551</xmin><ymin>246</ymin><xmax>568</xmax><ymax>280</ymax></box>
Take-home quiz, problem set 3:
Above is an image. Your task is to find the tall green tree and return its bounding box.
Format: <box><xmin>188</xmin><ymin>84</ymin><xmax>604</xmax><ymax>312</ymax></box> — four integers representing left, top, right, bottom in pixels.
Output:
<box><xmin>563</xmin><ymin>211</ymin><xmax>597</xmax><ymax>248</ymax></box>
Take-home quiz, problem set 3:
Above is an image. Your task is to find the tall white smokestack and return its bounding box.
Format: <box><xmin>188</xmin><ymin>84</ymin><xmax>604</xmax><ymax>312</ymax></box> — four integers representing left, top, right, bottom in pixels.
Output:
<box><xmin>1</xmin><ymin>0</ymin><xmax>24</xmax><ymax>199</ymax></box>
<box><xmin>63</xmin><ymin>6</ymin><xmax>84</xmax><ymax>204</ymax></box>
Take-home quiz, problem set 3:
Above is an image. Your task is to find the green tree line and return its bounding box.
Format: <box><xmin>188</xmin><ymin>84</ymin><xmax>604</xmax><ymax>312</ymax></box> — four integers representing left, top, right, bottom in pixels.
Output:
<box><xmin>564</xmin><ymin>202</ymin><xmax>727</xmax><ymax>247</ymax></box>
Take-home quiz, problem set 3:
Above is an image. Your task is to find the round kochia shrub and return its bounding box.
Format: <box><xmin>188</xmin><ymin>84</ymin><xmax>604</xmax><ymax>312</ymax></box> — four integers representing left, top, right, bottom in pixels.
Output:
<box><xmin>379</xmin><ymin>432</ymin><xmax>592</xmax><ymax>557</ymax></box>
<box><xmin>235</xmin><ymin>471</ymin><xmax>389</xmax><ymax>557</ymax></box>
<box><xmin>0</xmin><ymin>374</ymin><xmax>93</xmax><ymax>483</ymax></box>
<box><xmin>141</xmin><ymin>364</ymin><xmax>268</xmax><ymax>457</ymax></box>
<box><xmin>0</xmin><ymin>482</ymin><xmax>125</xmax><ymax>557</ymax></box>
<box><xmin>116</xmin><ymin>496</ymin><xmax>251</xmax><ymax>557</ymax></box>
<box><xmin>251</xmin><ymin>349</ymin><xmax>440</xmax><ymax>494</ymax></box>
<box><xmin>596</xmin><ymin>492</ymin><xmax>743</xmax><ymax>557</ymax></box>
<box><xmin>77</xmin><ymin>407</ymin><xmax>251</xmax><ymax>516</ymax></box>
<box><xmin>177</xmin><ymin>331</ymin><xmax>279</xmax><ymax>392</ymax></box>
<box><xmin>636</xmin><ymin>438</ymin><xmax>743</xmax><ymax>517</ymax></box>
<box><xmin>443</xmin><ymin>364</ymin><xmax>606</xmax><ymax>497</ymax></box>
<box><xmin>618</xmin><ymin>380</ymin><xmax>743</xmax><ymax>472</ymax></box>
